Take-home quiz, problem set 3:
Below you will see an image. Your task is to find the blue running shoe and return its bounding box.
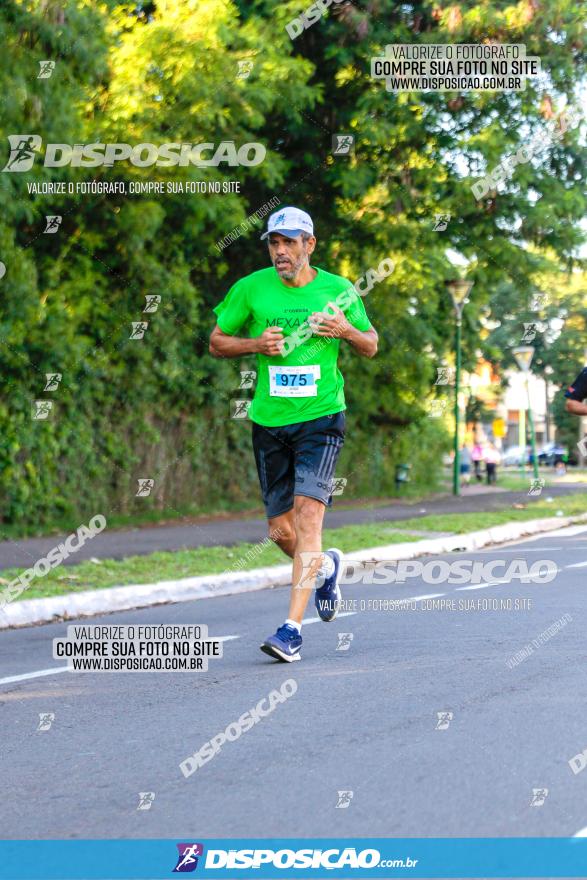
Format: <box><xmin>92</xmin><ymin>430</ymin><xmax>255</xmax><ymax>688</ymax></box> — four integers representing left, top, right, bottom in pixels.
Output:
<box><xmin>260</xmin><ymin>623</ymin><xmax>302</xmax><ymax>662</ymax></box>
<box><xmin>315</xmin><ymin>547</ymin><xmax>344</xmax><ymax>622</ymax></box>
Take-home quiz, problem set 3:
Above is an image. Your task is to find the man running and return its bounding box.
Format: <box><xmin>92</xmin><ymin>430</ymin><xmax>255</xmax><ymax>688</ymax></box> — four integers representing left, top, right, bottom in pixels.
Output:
<box><xmin>209</xmin><ymin>206</ymin><xmax>378</xmax><ymax>662</ymax></box>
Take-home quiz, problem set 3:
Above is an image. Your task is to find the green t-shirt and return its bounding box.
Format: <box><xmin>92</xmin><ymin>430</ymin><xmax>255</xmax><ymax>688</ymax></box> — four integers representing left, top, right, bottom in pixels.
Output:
<box><xmin>213</xmin><ymin>266</ymin><xmax>372</xmax><ymax>427</ymax></box>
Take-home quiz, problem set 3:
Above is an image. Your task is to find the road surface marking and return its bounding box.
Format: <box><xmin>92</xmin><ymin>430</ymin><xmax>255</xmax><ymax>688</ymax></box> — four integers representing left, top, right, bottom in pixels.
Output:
<box><xmin>455</xmin><ymin>582</ymin><xmax>500</xmax><ymax>591</ymax></box>
<box><xmin>566</xmin><ymin>561</ymin><xmax>587</xmax><ymax>569</ymax></box>
<box><xmin>303</xmin><ymin>611</ymin><xmax>357</xmax><ymax>625</ymax></box>
<box><xmin>0</xmin><ymin>634</ymin><xmax>240</xmax><ymax>688</ymax></box>
<box><xmin>0</xmin><ymin>666</ymin><xmax>70</xmax><ymax>686</ymax></box>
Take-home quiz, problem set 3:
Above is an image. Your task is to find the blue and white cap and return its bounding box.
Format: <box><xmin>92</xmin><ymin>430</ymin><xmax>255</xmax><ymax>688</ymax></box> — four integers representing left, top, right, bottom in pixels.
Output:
<box><xmin>260</xmin><ymin>206</ymin><xmax>314</xmax><ymax>240</ymax></box>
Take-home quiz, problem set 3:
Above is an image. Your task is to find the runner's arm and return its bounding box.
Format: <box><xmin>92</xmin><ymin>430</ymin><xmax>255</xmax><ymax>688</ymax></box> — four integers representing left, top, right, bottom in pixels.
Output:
<box><xmin>209</xmin><ymin>324</ymin><xmax>285</xmax><ymax>357</ymax></box>
<box><xmin>343</xmin><ymin>325</ymin><xmax>378</xmax><ymax>359</ymax></box>
<box><xmin>310</xmin><ymin>303</ymin><xmax>378</xmax><ymax>358</ymax></box>
<box><xmin>566</xmin><ymin>399</ymin><xmax>587</xmax><ymax>415</ymax></box>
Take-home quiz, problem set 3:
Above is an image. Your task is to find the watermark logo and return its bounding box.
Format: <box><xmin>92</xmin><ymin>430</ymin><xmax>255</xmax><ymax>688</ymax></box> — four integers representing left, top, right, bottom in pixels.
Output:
<box><xmin>336</xmin><ymin>632</ymin><xmax>353</xmax><ymax>651</ymax></box>
<box><xmin>521</xmin><ymin>322</ymin><xmax>544</xmax><ymax>343</ymax></box>
<box><xmin>332</xmin><ymin>134</ymin><xmax>354</xmax><ymax>156</ymax></box>
<box><xmin>231</xmin><ymin>399</ymin><xmax>251</xmax><ymax>419</ymax></box>
<box><xmin>0</xmin><ymin>515</ymin><xmax>106</xmax><ymax>609</ymax></box>
<box><xmin>297</xmin><ymin>551</ymin><xmax>327</xmax><ymax>590</ymax></box>
<box><xmin>530</xmin><ymin>788</ymin><xmax>548</xmax><ymax>806</ymax></box>
<box><xmin>506</xmin><ymin>613</ymin><xmax>572</xmax><ymax>669</ymax></box>
<box><xmin>37</xmin><ymin>713</ymin><xmax>55</xmax><ymax>731</ymax></box>
<box><xmin>214</xmin><ymin>196</ymin><xmax>280</xmax><ymax>253</ymax></box>
<box><xmin>2</xmin><ymin>138</ymin><xmax>266</xmax><ymax>171</ymax></box>
<box><xmin>335</xmin><ymin>790</ymin><xmax>354</xmax><ymax>808</ymax></box>
<box><xmin>136</xmin><ymin>478</ymin><xmax>155</xmax><ymax>497</ymax></box>
<box><xmin>286</xmin><ymin>0</ymin><xmax>345</xmax><ymax>40</ymax></box>
<box><xmin>236</xmin><ymin>60</ymin><xmax>254</xmax><ymax>79</ymax></box>
<box><xmin>471</xmin><ymin>106</ymin><xmax>580</xmax><ymax>200</ymax></box>
<box><xmin>569</xmin><ymin>749</ymin><xmax>587</xmax><ymax>776</ymax></box>
<box><xmin>432</xmin><ymin>213</ymin><xmax>451</xmax><ymax>231</ymax></box>
<box><xmin>130</xmin><ymin>321</ymin><xmax>148</xmax><ymax>340</ymax></box>
<box><xmin>44</xmin><ymin>215</ymin><xmax>62</xmax><ymax>233</ymax></box>
<box><xmin>38</xmin><ymin>60</ymin><xmax>56</xmax><ymax>79</ymax></box>
<box><xmin>44</xmin><ymin>373</ymin><xmax>62</xmax><ymax>391</ymax></box>
<box><xmin>238</xmin><ymin>370</ymin><xmax>256</xmax><ymax>389</ymax></box>
<box><xmin>180</xmin><ymin>680</ymin><xmax>298</xmax><ymax>778</ymax></box>
<box><xmin>436</xmin><ymin>711</ymin><xmax>453</xmax><ymax>730</ymax></box>
<box><xmin>429</xmin><ymin>399</ymin><xmax>448</xmax><ymax>418</ymax></box>
<box><xmin>528</xmin><ymin>478</ymin><xmax>544</xmax><ymax>496</ymax></box>
<box><xmin>434</xmin><ymin>367</ymin><xmax>455</xmax><ymax>385</ymax></box>
<box><xmin>32</xmin><ymin>400</ymin><xmax>53</xmax><ymax>420</ymax></box>
<box><xmin>530</xmin><ymin>292</ymin><xmax>549</xmax><ymax>310</ymax></box>
<box><xmin>332</xmin><ymin>476</ymin><xmax>347</xmax><ymax>496</ymax></box>
<box><xmin>143</xmin><ymin>295</ymin><xmax>161</xmax><ymax>313</ymax></box>
<box><xmin>2</xmin><ymin>135</ymin><xmax>42</xmax><ymax>172</ymax></box>
<box><xmin>353</xmin><ymin>258</ymin><xmax>394</xmax><ymax>297</ymax></box>
<box><xmin>577</xmin><ymin>435</ymin><xmax>587</xmax><ymax>458</ymax></box>
<box><xmin>0</xmin><ymin>262</ymin><xmax>5</xmax><ymax>279</ymax></box>
<box><xmin>137</xmin><ymin>792</ymin><xmax>155</xmax><ymax>811</ymax></box>
<box><xmin>342</xmin><ymin>557</ymin><xmax>557</xmax><ymax>586</ymax></box>
<box><xmin>173</xmin><ymin>843</ymin><xmax>204</xmax><ymax>873</ymax></box>
<box><xmin>372</xmin><ymin>43</ymin><xmax>541</xmax><ymax>94</ymax></box>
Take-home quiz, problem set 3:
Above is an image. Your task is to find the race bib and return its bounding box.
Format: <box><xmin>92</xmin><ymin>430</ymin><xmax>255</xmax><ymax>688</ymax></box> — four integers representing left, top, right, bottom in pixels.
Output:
<box><xmin>268</xmin><ymin>364</ymin><xmax>320</xmax><ymax>397</ymax></box>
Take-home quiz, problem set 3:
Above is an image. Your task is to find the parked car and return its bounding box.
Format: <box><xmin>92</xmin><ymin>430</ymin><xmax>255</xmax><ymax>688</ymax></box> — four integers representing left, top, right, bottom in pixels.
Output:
<box><xmin>537</xmin><ymin>442</ymin><xmax>568</xmax><ymax>466</ymax></box>
<box><xmin>501</xmin><ymin>445</ymin><xmax>529</xmax><ymax>466</ymax></box>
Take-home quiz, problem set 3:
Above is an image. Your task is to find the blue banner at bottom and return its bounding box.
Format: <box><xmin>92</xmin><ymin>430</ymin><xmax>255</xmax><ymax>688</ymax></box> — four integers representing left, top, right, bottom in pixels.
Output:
<box><xmin>1</xmin><ymin>838</ymin><xmax>587</xmax><ymax>880</ymax></box>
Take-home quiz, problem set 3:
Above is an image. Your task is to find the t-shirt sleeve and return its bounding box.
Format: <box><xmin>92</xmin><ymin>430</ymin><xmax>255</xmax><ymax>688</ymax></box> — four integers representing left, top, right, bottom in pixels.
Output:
<box><xmin>338</xmin><ymin>283</ymin><xmax>372</xmax><ymax>332</ymax></box>
<box><xmin>564</xmin><ymin>367</ymin><xmax>587</xmax><ymax>401</ymax></box>
<box><xmin>213</xmin><ymin>278</ymin><xmax>251</xmax><ymax>335</ymax></box>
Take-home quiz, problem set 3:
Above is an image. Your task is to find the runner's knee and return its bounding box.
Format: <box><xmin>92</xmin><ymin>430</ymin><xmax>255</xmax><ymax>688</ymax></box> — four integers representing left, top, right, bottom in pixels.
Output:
<box><xmin>293</xmin><ymin>497</ymin><xmax>324</xmax><ymax>533</ymax></box>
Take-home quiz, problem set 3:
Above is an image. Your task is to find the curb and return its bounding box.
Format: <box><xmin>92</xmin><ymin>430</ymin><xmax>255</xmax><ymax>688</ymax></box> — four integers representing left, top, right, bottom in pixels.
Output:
<box><xmin>1</xmin><ymin>513</ymin><xmax>586</xmax><ymax>630</ymax></box>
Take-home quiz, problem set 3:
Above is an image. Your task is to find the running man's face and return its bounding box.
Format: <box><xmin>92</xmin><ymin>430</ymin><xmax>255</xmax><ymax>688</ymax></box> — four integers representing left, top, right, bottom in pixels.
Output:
<box><xmin>267</xmin><ymin>233</ymin><xmax>316</xmax><ymax>280</ymax></box>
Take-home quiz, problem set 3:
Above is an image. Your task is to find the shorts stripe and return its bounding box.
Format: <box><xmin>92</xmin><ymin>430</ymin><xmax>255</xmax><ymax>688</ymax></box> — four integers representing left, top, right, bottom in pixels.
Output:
<box><xmin>318</xmin><ymin>435</ymin><xmax>341</xmax><ymax>479</ymax></box>
<box><xmin>316</xmin><ymin>435</ymin><xmax>334</xmax><ymax>479</ymax></box>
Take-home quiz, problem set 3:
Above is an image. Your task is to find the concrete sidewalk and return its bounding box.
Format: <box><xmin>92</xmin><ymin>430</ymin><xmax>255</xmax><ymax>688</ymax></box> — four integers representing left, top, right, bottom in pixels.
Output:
<box><xmin>0</xmin><ymin>481</ymin><xmax>584</xmax><ymax>572</ymax></box>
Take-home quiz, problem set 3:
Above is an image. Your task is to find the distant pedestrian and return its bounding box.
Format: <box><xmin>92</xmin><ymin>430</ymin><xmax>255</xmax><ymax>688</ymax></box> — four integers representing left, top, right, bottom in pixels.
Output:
<box><xmin>459</xmin><ymin>444</ymin><xmax>472</xmax><ymax>486</ymax></box>
<box><xmin>472</xmin><ymin>442</ymin><xmax>483</xmax><ymax>482</ymax></box>
<box><xmin>484</xmin><ymin>442</ymin><xmax>501</xmax><ymax>485</ymax></box>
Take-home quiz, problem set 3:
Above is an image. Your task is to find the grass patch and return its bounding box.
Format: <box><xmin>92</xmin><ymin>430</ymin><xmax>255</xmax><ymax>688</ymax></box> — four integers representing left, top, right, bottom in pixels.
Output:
<box><xmin>4</xmin><ymin>490</ymin><xmax>587</xmax><ymax>603</ymax></box>
<box><xmin>390</xmin><ymin>493</ymin><xmax>587</xmax><ymax>534</ymax></box>
<box><xmin>2</xmin><ymin>528</ymin><xmax>421</xmax><ymax>601</ymax></box>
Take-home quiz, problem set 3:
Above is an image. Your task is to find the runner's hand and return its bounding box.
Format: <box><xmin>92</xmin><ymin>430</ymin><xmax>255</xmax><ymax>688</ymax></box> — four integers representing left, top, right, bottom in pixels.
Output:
<box><xmin>309</xmin><ymin>303</ymin><xmax>351</xmax><ymax>339</ymax></box>
<box><xmin>255</xmin><ymin>326</ymin><xmax>285</xmax><ymax>355</ymax></box>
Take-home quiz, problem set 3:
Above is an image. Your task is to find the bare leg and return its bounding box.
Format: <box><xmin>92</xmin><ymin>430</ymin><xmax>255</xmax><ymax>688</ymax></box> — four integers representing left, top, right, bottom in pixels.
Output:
<box><xmin>287</xmin><ymin>496</ymin><xmax>326</xmax><ymax>625</ymax></box>
<box><xmin>268</xmin><ymin>509</ymin><xmax>296</xmax><ymax>558</ymax></box>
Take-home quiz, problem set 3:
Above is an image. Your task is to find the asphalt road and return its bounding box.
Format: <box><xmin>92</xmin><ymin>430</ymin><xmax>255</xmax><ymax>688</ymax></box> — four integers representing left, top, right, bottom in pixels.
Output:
<box><xmin>1</xmin><ymin>523</ymin><xmax>587</xmax><ymax>840</ymax></box>
<box><xmin>0</xmin><ymin>481</ymin><xmax>585</xmax><ymax>571</ymax></box>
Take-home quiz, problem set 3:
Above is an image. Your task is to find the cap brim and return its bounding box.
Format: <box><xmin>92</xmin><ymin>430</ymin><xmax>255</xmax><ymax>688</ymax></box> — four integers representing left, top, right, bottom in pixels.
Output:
<box><xmin>260</xmin><ymin>228</ymin><xmax>305</xmax><ymax>240</ymax></box>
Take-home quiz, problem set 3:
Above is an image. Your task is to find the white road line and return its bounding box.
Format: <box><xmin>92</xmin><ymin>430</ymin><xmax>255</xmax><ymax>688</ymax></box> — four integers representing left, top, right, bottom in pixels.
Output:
<box><xmin>0</xmin><ymin>666</ymin><xmax>69</xmax><ymax>686</ymax></box>
<box><xmin>303</xmin><ymin>611</ymin><xmax>357</xmax><ymax>625</ymax></box>
<box><xmin>455</xmin><ymin>582</ymin><xmax>501</xmax><ymax>592</ymax></box>
<box><xmin>478</xmin><ymin>547</ymin><xmax>563</xmax><ymax>553</ymax></box>
<box><xmin>0</xmin><ymin>634</ymin><xmax>240</xmax><ymax>688</ymax></box>
<box><xmin>566</xmin><ymin>561</ymin><xmax>587</xmax><ymax>569</ymax></box>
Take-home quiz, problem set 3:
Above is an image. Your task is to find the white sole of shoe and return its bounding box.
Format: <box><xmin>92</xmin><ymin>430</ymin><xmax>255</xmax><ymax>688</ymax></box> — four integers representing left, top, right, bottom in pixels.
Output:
<box><xmin>259</xmin><ymin>643</ymin><xmax>301</xmax><ymax>662</ymax></box>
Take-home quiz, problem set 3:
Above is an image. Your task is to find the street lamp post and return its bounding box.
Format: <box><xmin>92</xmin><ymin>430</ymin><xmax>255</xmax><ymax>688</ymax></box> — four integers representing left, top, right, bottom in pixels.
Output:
<box><xmin>513</xmin><ymin>346</ymin><xmax>539</xmax><ymax>482</ymax></box>
<box><xmin>446</xmin><ymin>279</ymin><xmax>474</xmax><ymax>497</ymax></box>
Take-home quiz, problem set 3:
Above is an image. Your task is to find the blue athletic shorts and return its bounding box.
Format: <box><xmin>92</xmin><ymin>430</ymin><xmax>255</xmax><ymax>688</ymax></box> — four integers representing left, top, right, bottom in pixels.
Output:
<box><xmin>251</xmin><ymin>411</ymin><xmax>346</xmax><ymax>518</ymax></box>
